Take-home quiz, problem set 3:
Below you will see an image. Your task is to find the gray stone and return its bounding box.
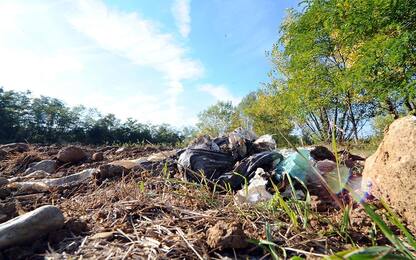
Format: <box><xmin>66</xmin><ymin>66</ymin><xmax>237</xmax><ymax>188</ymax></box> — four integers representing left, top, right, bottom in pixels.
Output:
<box><xmin>23</xmin><ymin>170</ymin><xmax>50</xmax><ymax>179</ymax></box>
<box><xmin>0</xmin><ymin>205</ymin><xmax>64</xmax><ymax>249</ymax></box>
<box><xmin>24</xmin><ymin>160</ymin><xmax>57</xmax><ymax>175</ymax></box>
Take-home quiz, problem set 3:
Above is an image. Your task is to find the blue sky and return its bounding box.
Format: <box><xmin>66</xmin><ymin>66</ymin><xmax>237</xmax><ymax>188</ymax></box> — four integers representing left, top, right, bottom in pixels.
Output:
<box><xmin>0</xmin><ymin>0</ymin><xmax>298</xmax><ymax>127</ymax></box>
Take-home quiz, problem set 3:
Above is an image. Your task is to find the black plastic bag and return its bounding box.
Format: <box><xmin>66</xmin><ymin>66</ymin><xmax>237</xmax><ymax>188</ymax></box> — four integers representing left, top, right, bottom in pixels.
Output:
<box><xmin>178</xmin><ymin>149</ymin><xmax>235</xmax><ymax>182</ymax></box>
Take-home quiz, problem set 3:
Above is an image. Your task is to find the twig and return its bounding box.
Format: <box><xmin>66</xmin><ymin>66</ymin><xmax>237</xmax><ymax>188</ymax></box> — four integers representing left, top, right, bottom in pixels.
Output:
<box><xmin>176</xmin><ymin>227</ymin><xmax>204</xmax><ymax>260</ymax></box>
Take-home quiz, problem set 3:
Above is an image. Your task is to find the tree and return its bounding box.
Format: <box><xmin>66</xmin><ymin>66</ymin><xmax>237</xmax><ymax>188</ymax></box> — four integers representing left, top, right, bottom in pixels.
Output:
<box><xmin>267</xmin><ymin>0</ymin><xmax>416</xmax><ymax>143</ymax></box>
<box><xmin>239</xmin><ymin>89</ymin><xmax>296</xmax><ymax>146</ymax></box>
<box><xmin>196</xmin><ymin>101</ymin><xmax>236</xmax><ymax>137</ymax></box>
<box><xmin>0</xmin><ymin>86</ymin><xmax>184</xmax><ymax>145</ymax></box>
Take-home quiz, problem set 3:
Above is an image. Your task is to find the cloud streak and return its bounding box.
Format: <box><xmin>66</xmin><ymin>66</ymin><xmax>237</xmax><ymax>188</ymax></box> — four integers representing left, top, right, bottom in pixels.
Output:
<box><xmin>172</xmin><ymin>0</ymin><xmax>191</xmax><ymax>38</ymax></box>
<box><xmin>0</xmin><ymin>0</ymin><xmax>205</xmax><ymax>126</ymax></box>
<box><xmin>199</xmin><ymin>84</ymin><xmax>241</xmax><ymax>105</ymax></box>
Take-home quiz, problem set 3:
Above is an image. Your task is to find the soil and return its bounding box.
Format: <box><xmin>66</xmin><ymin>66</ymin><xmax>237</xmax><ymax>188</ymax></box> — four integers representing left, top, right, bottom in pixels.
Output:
<box><xmin>0</xmin><ymin>144</ymin><xmax>405</xmax><ymax>259</ymax></box>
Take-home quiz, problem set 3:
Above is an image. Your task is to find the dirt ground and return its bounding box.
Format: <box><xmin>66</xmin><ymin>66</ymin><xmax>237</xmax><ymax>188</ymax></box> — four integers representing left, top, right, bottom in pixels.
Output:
<box><xmin>0</xmin><ymin>144</ymin><xmax>399</xmax><ymax>259</ymax></box>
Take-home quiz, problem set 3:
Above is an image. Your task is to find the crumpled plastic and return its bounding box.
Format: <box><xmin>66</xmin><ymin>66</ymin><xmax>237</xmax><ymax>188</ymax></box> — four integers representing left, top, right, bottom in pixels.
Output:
<box><xmin>253</xmin><ymin>134</ymin><xmax>276</xmax><ymax>152</ymax></box>
<box><xmin>178</xmin><ymin>149</ymin><xmax>235</xmax><ymax>182</ymax></box>
<box><xmin>277</xmin><ymin>149</ymin><xmax>312</xmax><ymax>182</ymax></box>
<box><xmin>218</xmin><ymin>151</ymin><xmax>284</xmax><ymax>190</ymax></box>
<box><xmin>234</xmin><ymin>168</ymin><xmax>273</xmax><ymax>204</ymax></box>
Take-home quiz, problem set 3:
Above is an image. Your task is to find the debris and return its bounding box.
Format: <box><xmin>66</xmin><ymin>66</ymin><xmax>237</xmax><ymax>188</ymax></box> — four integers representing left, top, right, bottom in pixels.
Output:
<box><xmin>228</xmin><ymin>128</ymin><xmax>256</xmax><ymax>159</ymax></box>
<box><xmin>178</xmin><ymin>149</ymin><xmax>235</xmax><ymax>182</ymax></box>
<box><xmin>253</xmin><ymin>134</ymin><xmax>276</xmax><ymax>152</ymax></box>
<box><xmin>146</xmin><ymin>150</ymin><xmax>178</xmax><ymax>162</ymax></box>
<box><xmin>110</xmin><ymin>159</ymin><xmax>146</xmax><ymax>170</ymax></box>
<box><xmin>310</xmin><ymin>146</ymin><xmax>336</xmax><ymax>162</ymax></box>
<box><xmin>57</xmin><ymin>146</ymin><xmax>87</xmax><ymax>163</ymax></box>
<box><xmin>235</xmin><ymin>168</ymin><xmax>273</xmax><ymax>204</ymax></box>
<box><xmin>188</xmin><ymin>135</ymin><xmax>220</xmax><ymax>151</ymax></box>
<box><xmin>0</xmin><ymin>205</ymin><xmax>64</xmax><ymax>249</ymax></box>
<box><xmin>0</xmin><ymin>143</ymin><xmax>29</xmax><ymax>153</ymax></box>
<box><xmin>218</xmin><ymin>151</ymin><xmax>283</xmax><ymax>190</ymax></box>
<box><xmin>24</xmin><ymin>159</ymin><xmax>57</xmax><ymax>175</ymax></box>
<box><xmin>90</xmin><ymin>231</ymin><xmax>115</xmax><ymax>240</ymax></box>
<box><xmin>92</xmin><ymin>152</ymin><xmax>104</xmax><ymax>161</ymax></box>
<box><xmin>315</xmin><ymin>159</ymin><xmax>337</xmax><ymax>173</ymax></box>
<box><xmin>206</xmin><ymin>221</ymin><xmax>249</xmax><ymax>249</ymax></box>
<box><xmin>278</xmin><ymin>149</ymin><xmax>312</xmax><ymax>182</ymax></box>
<box><xmin>362</xmin><ymin>115</ymin><xmax>416</xmax><ymax>232</ymax></box>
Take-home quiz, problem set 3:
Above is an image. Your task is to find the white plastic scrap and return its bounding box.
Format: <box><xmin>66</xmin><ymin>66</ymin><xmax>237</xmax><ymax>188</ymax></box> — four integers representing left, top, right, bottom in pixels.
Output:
<box><xmin>253</xmin><ymin>134</ymin><xmax>276</xmax><ymax>150</ymax></box>
<box><xmin>235</xmin><ymin>168</ymin><xmax>272</xmax><ymax>204</ymax></box>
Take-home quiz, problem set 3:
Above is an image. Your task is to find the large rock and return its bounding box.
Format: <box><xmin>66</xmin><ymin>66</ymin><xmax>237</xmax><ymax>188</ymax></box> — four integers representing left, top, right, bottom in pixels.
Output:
<box><xmin>362</xmin><ymin>116</ymin><xmax>416</xmax><ymax>232</ymax></box>
<box><xmin>0</xmin><ymin>205</ymin><xmax>64</xmax><ymax>249</ymax></box>
<box><xmin>57</xmin><ymin>146</ymin><xmax>86</xmax><ymax>163</ymax></box>
<box><xmin>24</xmin><ymin>160</ymin><xmax>57</xmax><ymax>175</ymax></box>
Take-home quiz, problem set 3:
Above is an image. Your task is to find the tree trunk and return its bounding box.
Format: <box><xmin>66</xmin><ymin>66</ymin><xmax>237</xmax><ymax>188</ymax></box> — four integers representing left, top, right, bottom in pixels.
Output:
<box><xmin>386</xmin><ymin>98</ymin><xmax>399</xmax><ymax>119</ymax></box>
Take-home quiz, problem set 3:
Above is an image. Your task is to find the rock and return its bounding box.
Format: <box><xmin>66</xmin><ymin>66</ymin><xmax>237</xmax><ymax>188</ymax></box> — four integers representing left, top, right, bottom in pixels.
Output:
<box><xmin>0</xmin><ymin>143</ymin><xmax>29</xmax><ymax>153</ymax></box>
<box><xmin>57</xmin><ymin>146</ymin><xmax>87</xmax><ymax>163</ymax></box>
<box><xmin>9</xmin><ymin>169</ymin><xmax>97</xmax><ymax>194</ymax></box>
<box><xmin>206</xmin><ymin>221</ymin><xmax>248</xmax><ymax>249</ymax></box>
<box><xmin>0</xmin><ymin>177</ymin><xmax>8</xmax><ymax>188</ymax></box>
<box><xmin>0</xmin><ymin>205</ymin><xmax>65</xmax><ymax>249</ymax></box>
<box><xmin>310</xmin><ymin>146</ymin><xmax>336</xmax><ymax>162</ymax></box>
<box><xmin>0</xmin><ymin>149</ymin><xmax>7</xmax><ymax>160</ymax></box>
<box><xmin>115</xmin><ymin>147</ymin><xmax>126</xmax><ymax>154</ymax></box>
<box><xmin>92</xmin><ymin>152</ymin><xmax>104</xmax><ymax>161</ymax></box>
<box><xmin>24</xmin><ymin>160</ymin><xmax>57</xmax><ymax>175</ymax></box>
<box><xmin>97</xmin><ymin>164</ymin><xmax>128</xmax><ymax>181</ymax></box>
<box><xmin>362</xmin><ymin>116</ymin><xmax>416</xmax><ymax>232</ymax></box>
<box><xmin>23</xmin><ymin>170</ymin><xmax>50</xmax><ymax>179</ymax></box>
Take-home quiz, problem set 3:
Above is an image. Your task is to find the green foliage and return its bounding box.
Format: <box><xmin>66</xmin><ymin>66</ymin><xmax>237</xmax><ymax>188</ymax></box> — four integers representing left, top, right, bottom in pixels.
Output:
<box><xmin>372</xmin><ymin>114</ymin><xmax>395</xmax><ymax>138</ymax></box>
<box><xmin>0</xmin><ymin>87</ymin><xmax>184</xmax><ymax>145</ymax></box>
<box><xmin>262</xmin><ymin>0</ymin><xmax>416</xmax><ymax>143</ymax></box>
<box><xmin>196</xmin><ymin>101</ymin><xmax>237</xmax><ymax>137</ymax></box>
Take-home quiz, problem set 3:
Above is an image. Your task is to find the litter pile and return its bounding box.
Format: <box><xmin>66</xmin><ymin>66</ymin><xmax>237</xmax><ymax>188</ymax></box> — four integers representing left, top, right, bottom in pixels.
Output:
<box><xmin>0</xmin><ymin>128</ymin><xmax>380</xmax><ymax>259</ymax></box>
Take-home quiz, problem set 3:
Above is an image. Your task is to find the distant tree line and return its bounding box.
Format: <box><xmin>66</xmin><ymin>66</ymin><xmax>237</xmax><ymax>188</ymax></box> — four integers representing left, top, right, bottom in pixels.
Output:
<box><xmin>0</xmin><ymin>87</ymin><xmax>184</xmax><ymax>145</ymax></box>
<box><xmin>197</xmin><ymin>0</ymin><xmax>415</xmax><ymax>145</ymax></box>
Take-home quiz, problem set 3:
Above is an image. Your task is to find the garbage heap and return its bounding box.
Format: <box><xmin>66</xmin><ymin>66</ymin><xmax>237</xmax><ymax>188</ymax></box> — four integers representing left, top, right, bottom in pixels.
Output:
<box><xmin>177</xmin><ymin>128</ymin><xmax>365</xmax><ymax>204</ymax></box>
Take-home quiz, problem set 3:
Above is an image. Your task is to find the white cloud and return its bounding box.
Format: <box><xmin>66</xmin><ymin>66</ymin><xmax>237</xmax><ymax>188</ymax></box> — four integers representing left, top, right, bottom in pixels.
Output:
<box><xmin>0</xmin><ymin>0</ymin><xmax>204</xmax><ymax>126</ymax></box>
<box><xmin>199</xmin><ymin>84</ymin><xmax>241</xmax><ymax>105</ymax></box>
<box><xmin>172</xmin><ymin>0</ymin><xmax>191</xmax><ymax>38</ymax></box>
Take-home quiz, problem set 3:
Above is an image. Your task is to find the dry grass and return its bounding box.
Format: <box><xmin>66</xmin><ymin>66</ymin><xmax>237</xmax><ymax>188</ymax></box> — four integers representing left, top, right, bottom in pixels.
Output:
<box><xmin>36</xmin><ymin>169</ymin><xmax>382</xmax><ymax>259</ymax></box>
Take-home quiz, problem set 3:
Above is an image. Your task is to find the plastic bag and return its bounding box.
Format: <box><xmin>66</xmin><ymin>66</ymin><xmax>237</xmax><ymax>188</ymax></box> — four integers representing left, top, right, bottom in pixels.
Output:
<box><xmin>218</xmin><ymin>151</ymin><xmax>284</xmax><ymax>190</ymax></box>
<box><xmin>278</xmin><ymin>149</ymin><xmax>312</xmax><ymax>182</ymax></box>
<box><xmin>234</xmin><ymin>168</ymin><xmax>272</xmax><ymax>204</ymax></box>
<box><xmin>178</xmin><ymin>149</ymin><xmax>235</xmax><ymax>182</ymax></box>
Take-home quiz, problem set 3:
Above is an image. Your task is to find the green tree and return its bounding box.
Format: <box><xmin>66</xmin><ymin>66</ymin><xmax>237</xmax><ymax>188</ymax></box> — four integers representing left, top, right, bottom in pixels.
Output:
<box><xmin>196</xmin><ymin>101</ymin><xmax>237</xmax><ymax>137</ymax></box>
<box><xmin>268</xmin><ymin>0</ymin><xmax>416</xmax><ymax>143</ymax></box>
